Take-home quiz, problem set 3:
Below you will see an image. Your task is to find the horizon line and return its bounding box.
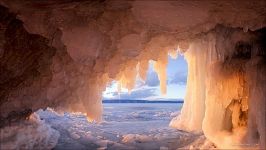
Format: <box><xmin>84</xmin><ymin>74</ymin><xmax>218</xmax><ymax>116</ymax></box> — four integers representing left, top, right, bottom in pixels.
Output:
<box><xmin>102</xmin><ymin>99</ymin><xmax>184</xmax><ymax>103</ymax></box>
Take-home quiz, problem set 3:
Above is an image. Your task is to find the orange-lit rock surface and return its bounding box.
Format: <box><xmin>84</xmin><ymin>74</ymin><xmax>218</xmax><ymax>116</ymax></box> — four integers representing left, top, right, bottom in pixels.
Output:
<box><xmin>0</xmin><ymin>0</ymin><xmax>265</xmax><ymax>149</ymax></box>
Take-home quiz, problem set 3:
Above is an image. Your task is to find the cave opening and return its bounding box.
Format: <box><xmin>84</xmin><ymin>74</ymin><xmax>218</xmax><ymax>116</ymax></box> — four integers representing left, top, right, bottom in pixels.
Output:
<box><xmin>99</xmin><ymin>54</ymin><xmax>188</xmax><ymax>143</ymax></box>
<box><xmin>0</xmin><ymin>1</ymin><xmax>265</xmax><ymax>150</ymax></box>
<box><xmin>102</xmin><ymin>55</ymin><xmax>188</xmax><ymax>102</ymax></box>
<box><xmin>20</xmin><ymin>54</ymin><xmax>190</xmax><ymax>150</ymax></box>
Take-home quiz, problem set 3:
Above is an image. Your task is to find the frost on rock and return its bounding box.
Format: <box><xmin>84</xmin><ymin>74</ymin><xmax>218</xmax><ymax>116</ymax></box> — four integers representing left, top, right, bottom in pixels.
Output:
<box><xmin>0</xmin><ymin>113</ymin><xmax>60</xmax><ymax>149</ymax></box>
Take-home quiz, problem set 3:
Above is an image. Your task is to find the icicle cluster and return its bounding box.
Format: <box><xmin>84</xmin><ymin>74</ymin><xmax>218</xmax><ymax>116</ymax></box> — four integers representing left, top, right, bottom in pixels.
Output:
<box><xmin>170</xmin><ymin>26</ymin><xmax>265</xmax><ymax>149</ymax></box>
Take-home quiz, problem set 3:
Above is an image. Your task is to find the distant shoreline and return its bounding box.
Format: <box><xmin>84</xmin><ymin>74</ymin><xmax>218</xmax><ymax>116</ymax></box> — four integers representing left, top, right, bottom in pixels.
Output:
<box><xmin>102</xmin><ymin>99</ymin><xmax>184</xmax><ymax>103</ymax></box>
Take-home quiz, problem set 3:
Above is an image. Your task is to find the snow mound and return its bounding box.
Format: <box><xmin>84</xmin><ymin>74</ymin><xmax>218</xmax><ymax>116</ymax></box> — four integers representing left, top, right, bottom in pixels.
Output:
<box><xmin>122</xmin><ymin>134</ymin><xmax>153</xmax><ymax>143</ymax></box>
<box><xmin>178</xmin><ymin>135</ymin><xmax>216</xmax><ymax>150</ymax></box>
<box><xmin>0</xmin><ymin>113</ymin><xmax>60</xmax><ymax>150</ymax></box>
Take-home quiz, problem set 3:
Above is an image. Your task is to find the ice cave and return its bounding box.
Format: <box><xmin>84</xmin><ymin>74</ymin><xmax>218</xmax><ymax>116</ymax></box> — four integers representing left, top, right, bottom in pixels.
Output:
<box><xmin>0</xmin><ymin>0</ymin><xmax>265</xmax><ymax>149</ymax></box>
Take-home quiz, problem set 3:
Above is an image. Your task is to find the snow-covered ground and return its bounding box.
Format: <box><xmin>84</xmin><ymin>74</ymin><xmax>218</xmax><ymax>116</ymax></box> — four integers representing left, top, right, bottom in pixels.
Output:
<box><xmin>37</xmin><ymin>103</ymin><xmax>212</xmax><ymax>150</ymax></box>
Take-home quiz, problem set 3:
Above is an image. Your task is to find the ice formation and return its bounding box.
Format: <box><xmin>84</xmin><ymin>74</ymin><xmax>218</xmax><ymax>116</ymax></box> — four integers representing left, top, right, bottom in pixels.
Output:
<box><xmin>171</xmin><ymin>26</ymin><xmax>266</xmax><ymax>149</ymax></box>
<box><xmin>0</xmin><ymin>113</ymin><xmax>59</xmax><ymax>149</ymax></box>
<box><xmin>0</xmin><ymin>0</ymin><xmax>265</xmax><ymax>149</ymax></box>
<box><xmin>170</xmin><ymin>36</ymin><xmax>211</xmax><ymax>131</ymax></box>
<box><xmin>36</xmin><ymin>105</ymin><xmax>196</xmax><ymax>150</ymax></box>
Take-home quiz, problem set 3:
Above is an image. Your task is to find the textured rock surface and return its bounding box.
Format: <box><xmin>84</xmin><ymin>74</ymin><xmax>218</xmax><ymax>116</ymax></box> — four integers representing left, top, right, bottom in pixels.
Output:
<box><xmin>0</xmin><ymin>0</ymin><xmax>265</xmax><ymax>149</ymax></box>
<box><xmin>0</xmin><ymin>5</ymin><xmax>56</xmax><ymax>125</ymax></box>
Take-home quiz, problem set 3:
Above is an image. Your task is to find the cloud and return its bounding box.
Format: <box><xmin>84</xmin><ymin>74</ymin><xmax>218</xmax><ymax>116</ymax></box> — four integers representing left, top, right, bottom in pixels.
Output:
<box><xmin>104</xmin><ymin>87</ymin><xmax>157</xmax><ymax>100</ymax></box>
<box><xmin>120</xmin><ymin>87</ymin><xmax>157</xmax><ymax>99</ymax></box>
<box><xmin>145</xmin><ymin>71</ymin><xmax>160</xmax><ymax>87</ymax></box>
<box><xmin>169</xmin><ymin>72</ymin><xmax>187</xmax><ymax>85</ymax></box>
<box><xmin>103</xmin><ymin>56</ymin><xmax>188</xmax><ymax>100</ymax></box>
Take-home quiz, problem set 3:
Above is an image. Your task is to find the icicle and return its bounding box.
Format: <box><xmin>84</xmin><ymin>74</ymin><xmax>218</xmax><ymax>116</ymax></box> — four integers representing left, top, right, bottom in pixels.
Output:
<box><xmin>178</xmin><ymin>41</ymin><xmax>190</xmax><ymax>53</ymax></box>
<box><xmin>116</xmin><ymin>62</ymin><xmax>137</xmax><ymax>93</ymax></box>
<box><xmin>168</xmin><ymin>49</ymin><xmax>178</xmax><ymax>59</ymax></box>
<box><xmin>153</xmin><ymin>50</ymin><xmax>168</xmax><ymax>95</ymax></box>
<box><xmin>139</xmin><ymin>59</ymin><xmax>149</xmax><ymax>81</ymax></box>
<box><xmin>243</xmin><ymin>26</ymin><xmax>249</xmax><ymax>33</ymax></box>
<box><xmin>117</xmin><ymin>82</ymin><xmax>122</xmax><ymax>93</ymax></box>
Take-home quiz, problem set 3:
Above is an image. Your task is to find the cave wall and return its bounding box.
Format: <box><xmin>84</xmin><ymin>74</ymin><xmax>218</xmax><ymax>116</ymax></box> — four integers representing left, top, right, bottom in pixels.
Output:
<box><xmin>0</xmin><ymin>6</ymin><xmax>56</xmax><ymax>126</ymax></box>
<box><xmin>171</xmin><ymin>26</ymin><xmax>266</xmax><ymax>148</ymax></box>
<box><xmin>203</xmin><ymin>27</ymin><xmax>266</xmax><ymax>149</ymax></box>
<box><xmin>0</xmin><ymin>0</ymin><xmax>265</xmax><ymax>149</ymax></box>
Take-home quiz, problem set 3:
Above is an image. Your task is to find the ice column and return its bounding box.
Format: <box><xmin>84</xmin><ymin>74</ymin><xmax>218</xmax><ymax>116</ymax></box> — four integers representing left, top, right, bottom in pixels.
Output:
<box><xmin>246</xmin><ymin>57</ymin><xmax>266</xmax><ymax>149</ymax></box>
<box><xmin>170</xmin><ymin>35</ymin><xmax>215</xmax><ymax>131</ymax></box>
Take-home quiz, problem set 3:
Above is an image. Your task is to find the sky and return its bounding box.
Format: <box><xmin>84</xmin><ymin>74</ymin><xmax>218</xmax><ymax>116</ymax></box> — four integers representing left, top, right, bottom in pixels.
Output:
<box><xmin>102</xmin><ymin>55</ymin><xmax>188</xmax><ymax>101</ymax></box>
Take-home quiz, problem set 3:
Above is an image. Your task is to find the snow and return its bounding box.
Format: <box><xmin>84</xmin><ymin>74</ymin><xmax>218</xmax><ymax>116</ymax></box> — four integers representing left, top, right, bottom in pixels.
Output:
<box><xmin>33</xmin><ymin>103</ymin><xmax>207</xmax><ymax>150</ymax></box>
<box><xmin>0</xmin><ymin>113</ymin><xmax>59</xmax><ymax>150</ymax></box>
<box><xmin>0</xmin><ymin>1</ymin><xmax>265</xmax><ymax>149</ymax></box>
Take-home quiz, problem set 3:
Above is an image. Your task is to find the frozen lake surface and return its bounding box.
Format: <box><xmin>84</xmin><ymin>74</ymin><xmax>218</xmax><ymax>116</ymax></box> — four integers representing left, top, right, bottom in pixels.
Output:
<box><xmin>38</xmin><ymin>103</ymin><xmax>205</xmax><ymax>150</ymax></box>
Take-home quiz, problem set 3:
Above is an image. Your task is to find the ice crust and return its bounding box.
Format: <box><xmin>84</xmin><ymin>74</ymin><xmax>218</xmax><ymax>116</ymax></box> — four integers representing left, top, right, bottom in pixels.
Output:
<box><xmin>35</xmin><ymin>104</ymin><xmax>198</xmax><ymax>150</ymax></box>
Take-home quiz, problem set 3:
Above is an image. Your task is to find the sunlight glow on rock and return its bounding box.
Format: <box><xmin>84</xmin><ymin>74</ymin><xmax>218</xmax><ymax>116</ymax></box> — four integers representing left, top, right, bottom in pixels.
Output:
<box><xmin>0</xmin><ymin>1</ymin><xmax>265</xmax><ymax>149</ymax></box>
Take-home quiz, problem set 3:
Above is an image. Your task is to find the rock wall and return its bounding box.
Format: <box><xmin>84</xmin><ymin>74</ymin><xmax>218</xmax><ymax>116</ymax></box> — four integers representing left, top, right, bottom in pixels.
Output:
<box><xmin>0</xmin><ymin>0</ymin><xmax>265</xmax><ymax>149</ymax></box>
<box><xmin>0</xmin><ymin>6</ymin><xmax>56</xmax><ymax>126</ymax></box>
